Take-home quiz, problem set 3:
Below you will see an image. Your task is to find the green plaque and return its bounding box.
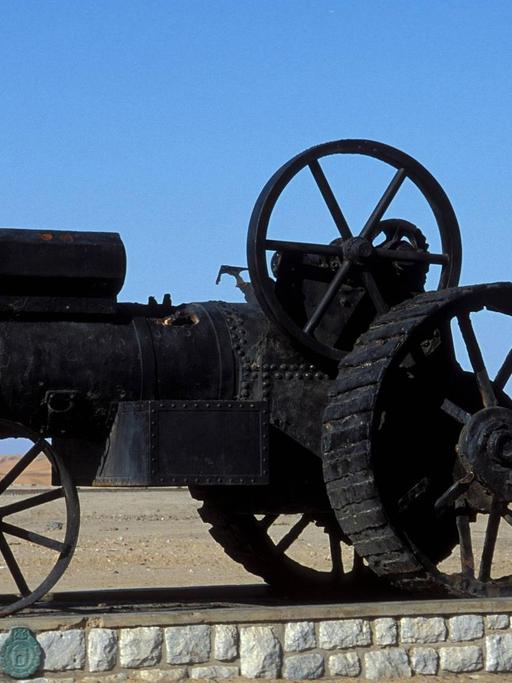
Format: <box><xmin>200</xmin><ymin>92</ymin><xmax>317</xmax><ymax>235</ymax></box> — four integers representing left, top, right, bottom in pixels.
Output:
<box><xmin>0</xmin><ymin>627</ymin><xmax>42</xmax><ymax>679</ymax></box>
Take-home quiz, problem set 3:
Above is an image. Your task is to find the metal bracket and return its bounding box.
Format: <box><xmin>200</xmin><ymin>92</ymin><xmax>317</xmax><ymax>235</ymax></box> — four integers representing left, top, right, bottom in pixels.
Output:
<box><xmin>42</xmin><ymin>390</ymin><xmax>80</xmax><ymax>435</ymax></box>
<box><xmin>216</xmin><ymin>265</ymin><xmax>257</xmax><ymax>304</ymax></box>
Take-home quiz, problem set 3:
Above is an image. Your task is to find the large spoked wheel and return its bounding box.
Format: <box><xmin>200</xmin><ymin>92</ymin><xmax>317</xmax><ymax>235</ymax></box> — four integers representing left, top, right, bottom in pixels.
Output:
<box><xmin>192</xmin><ymin>493</ymin><xmax>379</xmax><ymax>596</ymax></box>
<box><xmin>323</xmin><ymin>283</ymin><xmax>512</xmax><ymax>597</ymax></box>
<box><xmin>248</xmin><ymin>139</ymin><xmax>462</xmax><ymax>360</ymax></box>
<box><xmin>0</xmin><ymin>421</ymin><xmax>79</xmax><ymax>615</ymax></box>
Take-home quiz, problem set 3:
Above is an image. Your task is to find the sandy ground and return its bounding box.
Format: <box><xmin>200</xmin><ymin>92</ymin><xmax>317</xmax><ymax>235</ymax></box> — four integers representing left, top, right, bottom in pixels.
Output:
<box><xmin>0</xmin><ymin>455</ymin><xmax>364</xmax><ymax>593</ymax></box>
<box><xmin>0</xmin><ymin>484</ymin><xmax>260</xmax><ymax>593</ymax></box>
<box><xmin>0</xmin><ymin>454</ymin><xmax>512</xmax><ymax>595</ymax></box>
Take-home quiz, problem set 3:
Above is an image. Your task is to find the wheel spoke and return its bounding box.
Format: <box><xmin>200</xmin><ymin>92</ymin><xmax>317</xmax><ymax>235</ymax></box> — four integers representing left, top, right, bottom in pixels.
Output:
<box><xmin>478</xmin><ymin>497</ymin><xmax>502</xmax><ymax>582</ymax></box>
<box><xmin>0</xmin><ymin>521</ymin><xmax>64</xmax><ymax>552</ymax></box>
<box><xmin>353</xmin><ymin>551</ymin><xmax>365</xmax><ymax>573</ymax></box>
<box><xmin>303</xmin><ymin>261</ymin><xmax>351</xmax><ymax>335</ymax></box>
<box><xmin>329</xmin><ymin>533</ymin><xmax>344</xmax><ymax>576</ymax></box>
<box><xmin>275</xmin><ymin>514</ymin><xmax>311</xmax><ymax>553</ymax></box>
<box><xmin>0</xmin><ymin>488</ymin><xmax>64</xmax><ymax>518</ymax></box>
<box><xmin>361</xmin><ymin>270</ymin><xmax>388</xmax><ymax>314</ymax></box>
<box><xmin>440</xmin><ymin>399</ymin><xmax>471</xmax><ymax>425</ymax></box>
<box><xmin>308</xmin><ymin>159</ymin><xmax>352</xmax><ymax>239</ymax></box>
<box><xmin>456</xmin><ymin>505</ymin><xmax>475</xmax><ymax>578</ymax></box>
<box><xmin>0</xmin><ymin>440</ymin><xmax>44</xmax><ymax>495</ymax></box>
<box><xmin>373</xmin><ymin>247</ymin><xmax>449</xmax><ymax>265</ymax></box>
<box><xmin>397</xmin><ymin>477</ymin><xmax>430</xmax><ymax>513</ymax></box>
<box><xmin>495</xmin><ymin>348</ymin><xmax>512</xmax><ymax>393</ymax></box>
<box><xmin>360</xmin><ymin>168</ymin><xmax>407</xmax><ymax>241</ymax></box>
<box><xmin>265</xmin><ymin>239</ymin><xmax>341</xmax><ymax>258</ymax></box>
<box><xmin>258</xmin><ymin>513</ymin><xmax>279</xmax><ymax>532</ymax></box>
<box><xmin>0</xmin><ymin>531</ymin><xmax>30</xmax><ymax>595</ymax></box>
<box><xmin>457</xmin><ymin>314</ymin><xmax>497</xmax><ymax>408</ymax></box>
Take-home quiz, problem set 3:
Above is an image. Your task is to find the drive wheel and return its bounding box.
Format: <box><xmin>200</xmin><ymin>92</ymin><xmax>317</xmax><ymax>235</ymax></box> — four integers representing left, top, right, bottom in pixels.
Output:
<box><xmin>322</xmin><ymin>283</ymin><xmax>512</xmax><ymax>596</ymax></box>
<box><xmin>0</xmin><ymin>421</ymin><xmax>79</xmax><ymax>615</ymax></box>
<box><xmin>191</xmin><ymin>491</ymin><xmax>379</xmax><ymax>596</ymax></box>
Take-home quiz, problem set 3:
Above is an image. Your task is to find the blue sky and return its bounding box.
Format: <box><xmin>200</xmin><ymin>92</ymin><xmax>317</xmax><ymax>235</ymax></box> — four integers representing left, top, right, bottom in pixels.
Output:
<box><xmin>1</xmin><ymin>1</ymin><xmax>511</xmax><ymax>308</ymax></box>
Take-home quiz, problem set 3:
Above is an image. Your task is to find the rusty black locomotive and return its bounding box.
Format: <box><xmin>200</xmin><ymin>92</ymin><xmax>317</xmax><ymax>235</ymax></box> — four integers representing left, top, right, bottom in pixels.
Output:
<box><xmin>0</xmin><ymin>139</ymin><xmax>511</xmax><ymax>615</ymax></box>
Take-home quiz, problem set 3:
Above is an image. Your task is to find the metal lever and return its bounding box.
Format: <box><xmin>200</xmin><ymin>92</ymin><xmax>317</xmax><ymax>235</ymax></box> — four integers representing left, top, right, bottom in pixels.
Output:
<box><xmin>216</xmin><ymin>265</ymin><xmax>256</xmax><ymax>304</ymax></box>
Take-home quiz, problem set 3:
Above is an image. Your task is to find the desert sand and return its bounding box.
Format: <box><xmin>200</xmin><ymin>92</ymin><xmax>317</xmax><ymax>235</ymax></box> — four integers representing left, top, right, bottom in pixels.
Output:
<box><xmin>0</xmin><ymin>454</ymin><xmax>510</xmax><ymax>600</ymax></box>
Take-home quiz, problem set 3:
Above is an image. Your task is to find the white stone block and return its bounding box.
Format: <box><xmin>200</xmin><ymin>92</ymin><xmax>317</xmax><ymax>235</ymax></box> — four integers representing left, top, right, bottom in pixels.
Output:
<box><xmin>129</xmin><ymin>670</ymin><xmax>186</xmax><ymax>681</ymax></box>
<box><xmin>240</xmin><ymin>625</ymin><xmax>282</xmax><ymax>678</ymax></box>
<box><xmin>486</xmin><ymin>633</ymin><xmax>512</xmax><ymax>672</ymax></box>
<box><xmin>284</xmin><ymin>621</ymin><xmax>316</xmax><ymax>652</ymax></box>
<box><xmin>190</xmin><ymin>664</ymin><xmax>239</xmax><ymax>679</ymax></box>
<box><xmin>328</xmin><ymin>652</ymin><xmax>361</xmax><ymax>677</ymax></box>
<box><xmin>374</xmin><ymin>618</ymin><xmax>397</xmax><ymax>646</ymax></box>
<box><xmin>87</xmin><ymin>628</ymin><xmax>117</xmax><ymax>672</ymax></box>
<box><xmin>439</xmin><ymin>645</ymin><xmax>483</xmax><ymax>672</ymax></box>
<box><xmin>486</xmin><ymin>614</ymin><xmax>510</xmax><ymax>630</ymax></box>
<box><xmin>283</xmin><ymin>654</ymin><xmax>324</xmax><ymax>679</ymax></box>
<box><xmin>448</xmin><ymin>614</ymin><xmax>484</xmax><ymax>641</ymax></box>
<box><xmin>165</xmin><ymin>625</ymin><xmax>211</xmax><ymax>665</ymax></box>
<box><xmin>214</xmin><ymin>624</ymin><xmax>238</xmax><ymax>661</ymax></box>
<box><xmin>119</xmin><ymin>627</ymin><xmax>162</xmax><ymax>668</ymax></box>
<box><xmin>365</xmin><ymin>648</ymin><xmax>411</xmax><ymax>679</ymax></box>
<box><xmin>400</xmin><ymin>617</ymin><xmax>446</xmax><ymax>643</ymax></box>
<box><xmin>81</xmin><ymin>675</ymin><xmax>128</xmax><ymax>683</ymax></box>
<box><xmin>318</xmin><ymin>619</ymin><xmax>371</xmax><ymax>649</ymax></box>
<box><xmin>410</xmin><ymin>647</ymin><xmax>438</xmax><ymax>675</ymax></box>
<box><xmin>37</xmin><ymin>630</ymin><xmax>86</xmax><ymax>671</ymax></box>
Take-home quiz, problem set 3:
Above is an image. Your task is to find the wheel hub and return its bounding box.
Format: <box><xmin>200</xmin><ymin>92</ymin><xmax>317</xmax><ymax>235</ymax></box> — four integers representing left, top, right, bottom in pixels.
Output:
<box><xmin>342</xmin><ymin>236</ymin><xmax>373</xmax><ymax>264</ymax></box>
<box><xmin>458</xmin><ymin>406</ymin><xmax>512</xmax><ymax>501</ymax></box>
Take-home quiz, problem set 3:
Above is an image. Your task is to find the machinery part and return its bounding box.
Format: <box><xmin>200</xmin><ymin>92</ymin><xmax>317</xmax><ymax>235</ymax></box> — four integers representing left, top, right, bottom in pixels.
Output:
<box><xmin>95</xmin><ymin>400</ymin><xmax>268</xmax><ymax>487</ymax></box>
<box><xmin>0</xmin><ymin>421</ymin><xmax>79</xmax><ymax>615</ymax></box>
<box><xmin>322</xmin><ymin>282</ymin><xmax>512</xmax><ymax>596</ymax></box>
<box><xmin>248</xmin><ymin>139</ymin><xmax>461</xmax><ymax>360</ymax></box>
<box><xmin>216</xmin><ymin>265</ymin><xmax>257</xmax><ymax>304</ymax></box>
<box><xmin>0</xmin><ymin>228</ymin><xmax>126</xmax><ymax>299</ymax></box>
<box><xmin>195</xmin><ymin>500</ymin><xmax>371</xmax><ymax>594</ymax></box>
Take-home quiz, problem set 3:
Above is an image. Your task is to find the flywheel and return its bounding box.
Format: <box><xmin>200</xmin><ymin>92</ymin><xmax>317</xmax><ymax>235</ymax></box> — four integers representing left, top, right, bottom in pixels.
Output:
<box><xmin>248</xmin><ymin>139</ymin><xmax>462</xmax><ymax>360</ymax></box>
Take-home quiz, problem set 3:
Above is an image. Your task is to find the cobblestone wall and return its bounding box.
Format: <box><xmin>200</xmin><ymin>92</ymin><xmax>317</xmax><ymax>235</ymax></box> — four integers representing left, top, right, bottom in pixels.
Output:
<box><xmin>5</xmin><ymin>610</ymin><xmax>512</xmax><ymax>680</ymax></box>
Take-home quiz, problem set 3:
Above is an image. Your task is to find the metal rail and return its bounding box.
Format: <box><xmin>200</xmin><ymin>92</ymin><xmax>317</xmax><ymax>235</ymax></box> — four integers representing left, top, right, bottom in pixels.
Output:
<box><xmin>5</xmin><ymin>585</ymin><xmax>512</xmax><ymax>629</ymax></box>
<box><xmin>2</xmin><ymin>583</ymin><xmax>402</xmax><ymax>618</ymax></box>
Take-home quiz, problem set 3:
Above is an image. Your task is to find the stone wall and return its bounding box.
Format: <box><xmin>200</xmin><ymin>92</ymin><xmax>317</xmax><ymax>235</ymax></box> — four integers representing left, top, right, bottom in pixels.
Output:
<box><xmin>5</xmin><ymin>607</ymin><xmax>512</xmax><ymax>680</ymax></box>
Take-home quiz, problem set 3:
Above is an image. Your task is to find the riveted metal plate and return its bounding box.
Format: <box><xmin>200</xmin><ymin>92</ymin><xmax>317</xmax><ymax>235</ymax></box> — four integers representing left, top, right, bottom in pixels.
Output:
<box><xmin>95</xmin><ymin>400</ymin><xmax>268</xmax><ymax>486</ymax></box>
<box><xmin>155</xmin><ymin>400</ymin><xmax>268</xmax><ymax>485</ymax></box>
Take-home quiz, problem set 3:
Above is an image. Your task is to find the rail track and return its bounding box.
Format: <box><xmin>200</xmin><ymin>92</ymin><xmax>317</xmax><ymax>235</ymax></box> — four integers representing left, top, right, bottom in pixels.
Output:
<box><xmin>5</xmin><ymin>584</ymin><xmax>512</xmax><ymax>623</ymax></box>
<box><xmin>4</xmin><ymin>582</ymin><xmax>402</xmax><ymax>618</ymax></box>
